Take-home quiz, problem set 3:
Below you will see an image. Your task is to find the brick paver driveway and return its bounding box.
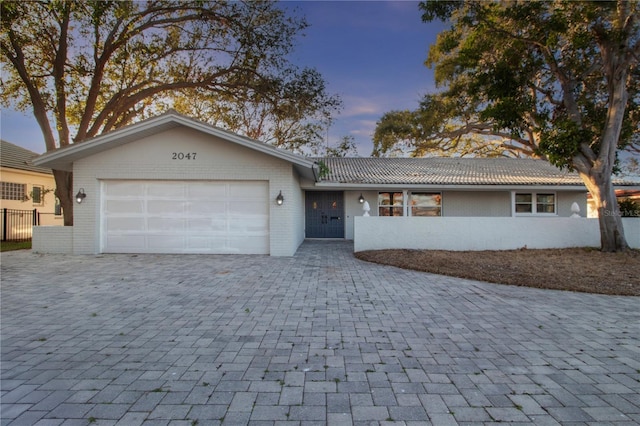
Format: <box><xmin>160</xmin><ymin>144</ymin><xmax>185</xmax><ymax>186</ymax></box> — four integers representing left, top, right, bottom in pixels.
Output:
<box><xmin>1</xmin><ymin>241</ymin><xmax>639</xmax><ymax>425</ymax></box>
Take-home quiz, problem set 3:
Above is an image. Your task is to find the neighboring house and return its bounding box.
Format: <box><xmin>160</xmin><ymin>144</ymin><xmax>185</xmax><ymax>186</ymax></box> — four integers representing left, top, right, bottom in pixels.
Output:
<box><xmin>32</xmin><ymin>110</ymin><xmax>640</xmax><ymax>255</ymax></box>
<box><xmin>1</xmin><ymin>140</ymin><xmax>62</xmax><ymax>239</ymax></box>
<box><xmin>587</xmin><ymin>188</ymin><xmax>640</xmax><ymax>218</ymax></box>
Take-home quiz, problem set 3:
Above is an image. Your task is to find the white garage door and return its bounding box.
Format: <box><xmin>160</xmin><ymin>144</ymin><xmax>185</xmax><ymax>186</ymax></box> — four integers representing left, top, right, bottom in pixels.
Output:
<box><xmin>101</xmin><ymin>180</ymin><xmax>269</xmax><ymax>254</ymax></box>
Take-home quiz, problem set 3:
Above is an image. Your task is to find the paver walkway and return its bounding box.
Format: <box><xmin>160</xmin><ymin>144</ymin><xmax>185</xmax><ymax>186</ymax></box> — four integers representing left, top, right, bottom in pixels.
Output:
<box><xmin>1</xmin><ymin>240</ymin><xmax>639</xmax><ymax>425</ymax></box>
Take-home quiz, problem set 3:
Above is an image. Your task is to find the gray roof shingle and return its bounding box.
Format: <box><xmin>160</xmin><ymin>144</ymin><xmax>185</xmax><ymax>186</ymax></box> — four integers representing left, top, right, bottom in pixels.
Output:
<box><xmin>315</xmin><ymin>157</ymin><xmax>588</xmax><ymax>186</ymax></box>
<box><xmin>1</xmin><ymin>140</ymin><xmax>52</xmax><ymax>175</ymax></box>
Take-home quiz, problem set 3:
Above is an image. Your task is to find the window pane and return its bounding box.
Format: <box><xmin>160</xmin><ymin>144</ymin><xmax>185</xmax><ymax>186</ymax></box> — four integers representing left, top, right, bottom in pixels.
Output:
<box><xmin>378</xmin><ymin>192</ymin><xmax>389</xmax><ymax>205</ymax></box>
<box><xmin>377</xmin><ymin>192</ymin><xmax>402</xmax><ymax>206</ymax></box>
<box><xmin>515</xmin><ymin>192</ymin><xmax>555</xmax><ymax>214</ymax></box>
<box><xmin>55</xmin><ymin>197</ymin><xmax>62</xmax><ymax>216</ymax></box>
<box><xmin>1</xmin><ymin>182</ymin><xmax>26</xmax><ymax>200</ymax></box>
<box><xmin>378</xmin><ymin>192</ymin><xmax>403</xmax><ymax>216</ymax></box>
<box><xmin>536</xmin><ymin>203</ymin><xmax>555</xmax><ymax>213</ymax></box>
<box><xmin>412</xmin><ymin>207</ymin><xmax>442</xmax><ymax>217</ymax></box>
<box><xmin>32</xmin><ymin>186</ymin><xmax>42</xmax><ymax>204</ymax></box>
<box><xmin>410</xmin><ymin>193</ymin><xmax>441</xmax><ymax>216</ymax></box>
<box><xmin>536</xmin><ymin>194</ymin><xmax>555</xmax><ymax>213</ymax></box>
<box><xmin>378</xmin><ymin>206</ymin><xmax>403</xmax><ymax>216</ymax></box>
<box><xmin>536</xmin><ymin>194</ymin><xmax>555</xmax><ymax>204</ymax></box>
<box><xmin>515</xmin><ymin>193</ymin><xmax>533</xmax><ymax>214</ymax></box>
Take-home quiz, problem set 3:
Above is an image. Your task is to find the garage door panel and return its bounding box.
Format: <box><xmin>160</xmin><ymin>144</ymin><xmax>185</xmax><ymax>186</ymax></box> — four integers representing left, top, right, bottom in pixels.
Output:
<box><xmin>234</xmin><ymin>236</ymin><xmax>269</xmax><ymax>253</ymax></box>
<box><xmin>229</xmin><ymin>217</ymin><xmax>268</xmax><ymax>232</ymax></box>
<box><xmin>148</xmin><ymin>182</ymin><xmax>185</xmax><ymax>197</ymax></box>
<box><xmin>188</xmin><ymin>218</ymin><xmax>214</xmax><ymax>232</ymax></box>
<box><xmin>105</xmin><ymin>235</ymin><xmax>147</xmax><ymax>251</ymax></box>
<box><xmin>102</xmin><ymin>180</ymin><xmax>269</xmax><ymax>254</ymax></box>
<box><xmin>201</xmin><ymin>204</ymin><xmax>227</xmax><ymax>216</ymax></box>
<box><xmin>186</xmin><ymin>236</ymin><xmax>210</xmax><ymax>248</ymax></box>
<box><xmin>208</xmin><ymin>219</ymin><xmax>229</xmax><ymax>232</ymax></box>
<box><xmin>146</xmin><ymin>234</ymin><xmax>185</xmax><ymax>249</ymax></box>
<box><xmin>104</xmin><ymin>200</ymin><xmax>145</xmax><ymax>214</ymax></box>
<box><xmin>106</xmin><ymin>181</ymin><xmax>145</xmax><ymax>196</ymax></box>
<box><xmin>189</xmin><ymin>201</ymin><xmax>218</xmax><ymax>215</ymax></box>
<box><xmin>148</xmin><ymin>217</ymin><xmax>185</xmax><ymax>232</ymax></box>
<box><xmin>230</xmin><ymin>181</ymin><xmax>265</xmax><ymax>196</ymax></box>
<box><xmin>188</xmin><ymin>183</ymin><xmax>226</xmax><ymax>198</ymax></box>
<box><xmin>148</xmin><ymin>200</ymin><xmax>185</xmax><ymax>214</ymax></box>
<box><xmin>229</xmin><ymin>200</ymin><xmax>268</xmax><ymax>215</ymax></box>
<box><xmin>246</xmin><ymin>222</ymin><xmax>269</xmax><ymax>233</ymax></box>
<box><xmin>106</xmin><ymin>217</ymin><xmax>146</xmax><ymax>232</ymax></box>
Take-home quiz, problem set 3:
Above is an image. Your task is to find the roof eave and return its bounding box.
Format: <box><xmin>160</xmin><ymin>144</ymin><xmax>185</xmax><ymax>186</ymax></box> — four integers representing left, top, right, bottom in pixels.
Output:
<box><xmin>33</xmin><ymin>111</ymin><xmax>317</xmax><ymax>173</ymax></box>
<box><xmin>1</xmin><ymin>165</ymin><xmax>53</xmax><ymax>176</ymax></box>
<box><xmin>313</xmin><ymin>182</ymin><xmax>588</xmax><ymax>191</ymax></box>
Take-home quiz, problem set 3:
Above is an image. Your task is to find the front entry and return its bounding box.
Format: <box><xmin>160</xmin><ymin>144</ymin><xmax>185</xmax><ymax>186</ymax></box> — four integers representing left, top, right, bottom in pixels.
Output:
<box><xmin>305</xmin><ymin>191</ymin><xmax>344</xmax><ymax>238</ymax></box>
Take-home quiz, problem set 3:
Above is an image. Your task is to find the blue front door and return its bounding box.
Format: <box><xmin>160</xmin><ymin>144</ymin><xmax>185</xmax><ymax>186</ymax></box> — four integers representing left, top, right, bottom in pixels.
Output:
<box><xmin>305</xmin><ymin>192</ymin><xmax>344</xmax><ymax>238</ymax></box>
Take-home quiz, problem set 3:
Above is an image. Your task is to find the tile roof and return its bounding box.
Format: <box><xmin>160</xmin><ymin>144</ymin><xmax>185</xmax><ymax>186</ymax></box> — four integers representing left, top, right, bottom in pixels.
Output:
<box><xmin>315</xmin><ymin>157</ymin><xmax>589</xmax><ymax>186</ymax></box>
<box><xmin>1</xmin><ymin>140</ymin><xmax>52</xmax><ymax>175</ymax></box>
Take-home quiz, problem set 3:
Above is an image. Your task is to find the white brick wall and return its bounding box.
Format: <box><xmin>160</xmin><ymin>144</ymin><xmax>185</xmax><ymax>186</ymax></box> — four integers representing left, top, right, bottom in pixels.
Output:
<box><xmin>72</xmin><ymin>127</ymin><xmax>303</xmax><ymax>256</ymax></box>
<box><xmin>32</xmin><ymin>226</ymin><xmax>73</xmax><ymax>254</ymax></box>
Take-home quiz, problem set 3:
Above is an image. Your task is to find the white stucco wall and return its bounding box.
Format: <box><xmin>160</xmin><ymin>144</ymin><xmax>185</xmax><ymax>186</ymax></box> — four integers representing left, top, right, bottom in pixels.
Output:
<box><xmin>72</xmin><ymin>126</ymin><xmax>303</xmax><ymax>256</ymax></box>
<box><xmin>354</xmin><ymin>217</ymin><xmax>640</xmax><ymax>251</ymax></box>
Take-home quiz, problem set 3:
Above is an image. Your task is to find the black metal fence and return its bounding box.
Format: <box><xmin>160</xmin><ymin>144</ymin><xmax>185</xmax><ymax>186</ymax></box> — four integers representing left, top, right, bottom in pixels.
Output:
<box><xmin>1</xmin><ymin>208</ymin><xmax>39</xmax><ymax>241</ymax></box>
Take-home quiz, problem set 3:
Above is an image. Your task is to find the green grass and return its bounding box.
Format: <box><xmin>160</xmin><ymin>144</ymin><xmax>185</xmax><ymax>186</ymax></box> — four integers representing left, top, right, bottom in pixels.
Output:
<box><xmin>0</xmin><ymin>240</ymin><xmax>31</xmax><ymax>252</ymax></box>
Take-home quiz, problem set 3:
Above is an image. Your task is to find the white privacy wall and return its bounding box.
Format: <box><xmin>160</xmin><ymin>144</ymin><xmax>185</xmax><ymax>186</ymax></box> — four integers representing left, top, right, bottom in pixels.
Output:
<box><xmin>354</xmin><ymin>217</ymin><xmax>640</xmax><ymax>251</ymax></box>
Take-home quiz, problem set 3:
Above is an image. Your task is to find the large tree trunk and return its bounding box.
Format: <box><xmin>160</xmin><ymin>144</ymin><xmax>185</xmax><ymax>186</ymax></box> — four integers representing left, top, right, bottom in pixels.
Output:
<box><xmin>580</xmin><ymin>172</ymin><xmax>629</xmax><ymax>252</ymax></box>
<box><xmin>52</xmin><ymin>170</ymin><xmax>73</xmax><ymax>226</ymax></box>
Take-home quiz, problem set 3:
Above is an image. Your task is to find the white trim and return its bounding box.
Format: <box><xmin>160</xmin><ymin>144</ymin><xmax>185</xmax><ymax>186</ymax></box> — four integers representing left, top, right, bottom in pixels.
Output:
<box><xmin>403</xmin><ymin>190</ymin><xmax>408</xmax><ymax>216</ymax></box>
<box><xmin>33</xmin><ymin>111</ymin><xmax>316</xmax><ymax>176</ymax></box>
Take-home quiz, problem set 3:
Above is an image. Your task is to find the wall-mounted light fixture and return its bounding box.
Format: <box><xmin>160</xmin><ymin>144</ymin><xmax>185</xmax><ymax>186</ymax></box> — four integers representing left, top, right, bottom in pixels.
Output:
<box><xmin>358</xmin><ymin>193</ymin><xmax>365</xmax><ymax>204</ymax></box>
<box><xmin>75</xmin><ymin>188</ymin><xmax>87</xmax><ymax>204</ymax></box>
<box><xmin>275</xmin><ymin>191</ymin><xmax>284</xmax><ymax>206</ymax></box>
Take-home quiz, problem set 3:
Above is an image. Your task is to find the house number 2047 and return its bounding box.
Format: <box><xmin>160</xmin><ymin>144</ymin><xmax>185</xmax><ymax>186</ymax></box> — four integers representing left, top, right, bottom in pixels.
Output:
<box><xmin>172</xmin><ymin>152</ymin><xmax>197</xmax><ymax>160</ymax></box>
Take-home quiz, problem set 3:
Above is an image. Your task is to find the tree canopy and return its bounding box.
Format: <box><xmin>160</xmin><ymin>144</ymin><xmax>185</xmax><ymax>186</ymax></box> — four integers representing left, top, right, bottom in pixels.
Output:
<box><xmin>375</xmin><ymin>1</ymin><xmax>639</xmax><ymax>161</ymax></box>
<box><xmin>1</xmin><ymin>0</ymin><xmax>340</xmax><ymax>224</ymax></box>
<box><xmin>173</xmin><ymin>66</ymin><xmax>341</xmax><ymax>155</ymax></box>
<box><xmin>374</xmin><ymin>0</ymin><xmax>639</xmax><ymax>251</ymax></box>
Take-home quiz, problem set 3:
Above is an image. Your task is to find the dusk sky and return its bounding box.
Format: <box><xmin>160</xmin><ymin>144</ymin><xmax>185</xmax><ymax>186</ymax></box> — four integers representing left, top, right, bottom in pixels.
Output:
<box><xmin>0</xmin><ymin>1</ymin><xmax>444</xmax><ymax>156</ymax></box>
<box><xmin>283</xmin><ymin>0</ymin><xmax>446</xmax><ymax>155</ymax></box>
